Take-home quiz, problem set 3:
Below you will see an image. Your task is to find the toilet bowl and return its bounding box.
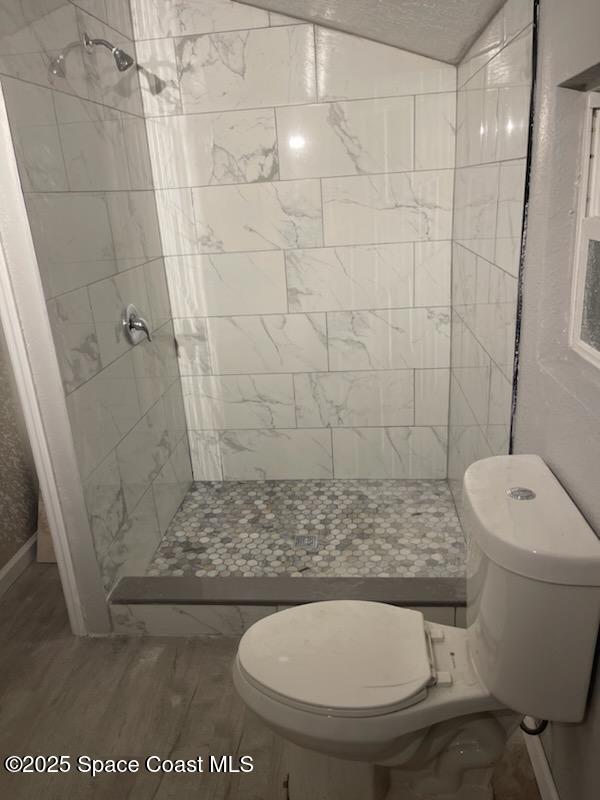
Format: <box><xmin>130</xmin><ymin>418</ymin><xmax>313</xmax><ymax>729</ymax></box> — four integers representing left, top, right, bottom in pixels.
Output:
<box><xmin>233</xmin><ymin>456</ymin><xmax>600</xmax><ymax>800</ymax></box>
<box><xmin>233</xmin><ymin>601</ymin><xmax>518</xmax><ymax>799</ymax></box>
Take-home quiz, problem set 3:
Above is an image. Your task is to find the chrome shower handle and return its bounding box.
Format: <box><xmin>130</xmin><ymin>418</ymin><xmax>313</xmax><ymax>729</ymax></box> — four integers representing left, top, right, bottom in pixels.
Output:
<box><xmin>122</xmin><ymin>303</ymin><xmax>152</xmax><ymax>344</ymax></box>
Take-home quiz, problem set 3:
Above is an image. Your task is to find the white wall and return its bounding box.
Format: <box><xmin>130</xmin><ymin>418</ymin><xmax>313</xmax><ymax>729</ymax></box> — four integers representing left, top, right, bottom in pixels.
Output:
<box><xmin>513</xmin><ymin>0</ymin><xmax>600</xmax><ymax>798</ymax></box>
<box><xmin>133</xmin><ymin>0</ymin><xmax>457</xmax><ymax>481</ymax></box>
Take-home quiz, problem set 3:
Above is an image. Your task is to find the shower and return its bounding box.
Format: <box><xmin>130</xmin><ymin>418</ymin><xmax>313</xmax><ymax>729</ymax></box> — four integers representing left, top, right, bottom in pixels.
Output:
<box><xmin>82</xmin><ymin>33</ymin><xmax>136</xmax><ymax>72</ymax></box>
<box><xmin>48</xmin><ymin>32</ymin><xmax>136</xmax><ymax>78</ymax></box>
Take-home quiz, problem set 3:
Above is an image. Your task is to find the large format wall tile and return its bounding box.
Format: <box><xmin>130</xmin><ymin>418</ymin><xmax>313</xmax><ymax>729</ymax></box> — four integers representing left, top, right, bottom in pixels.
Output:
<box><xmin>328</xmin><ymin>308</ymin><xmax>450</xmax><ymax>371</ymax></box>
<box><xmin>47</xmin><ymin>286</ymin><xmax>101</xmax><ymax>394</ymax></box>
<box><xmin>147</xmin><ymin>109</ymin><xmax>278</xmax><ymax>188</ymax></box>
<box><xmin>316</xmin><ymin>28</ymin><xmax>455</xmax><ymax>101</ymax></box>
<box><xmin>176</xmin><ymin>25</ymin><xmax>316</xmax><ymax>113</ymax></box>
<box><xmin>183</xmin><ymin>373</ymin><xmax>295</xmax><ymax>429</ymax></box>
<box><xmin>415</xmin><ymin>93</ymin><xmax>456</xmax><ymax>171</ymax></box>
<box><xmin>206</xmin><ymin>313</ymin><xmax>328</xmax><ymax>374</ymax></box>
<box><xmin>294</xmin><ymin>370</ymin><xmax>414</xmax><ymax>428</ymax></box>
<box><xmin>167</xmin><ymin>251</ymin><xmax>287</xmax><ymax>317</ymax></box>
<box><xmin>322</xmin><ymin>170</ymin><xmax>454</xmax><ymax>246</ymax></box>
<box><xmin>193</xmin><ymin>180</ymin><xmax>323</xmax><ymax>252</ymax></box>
<box><xmin>332</xmin><ymin>426</ymin><xmax>448</xmax><ymax>479</ymax></box>
<box><xmin>132</xmin><ymin>0</ymin><xmax>269</xmax><ymax>40</ymax></box>
<box><xmin>286</xmin><ymin>243</ymin><xmax>413</xmax><ymax>313</ymax></box>
<box><xmin>277</xmin><ymin>96</ymin><xmax>414</xmax><ymax>180</ymax></box>
<box><xmin>221</xmin><ymin>428</ymin><xmax>333</xmax><ymax>480</ymax></box>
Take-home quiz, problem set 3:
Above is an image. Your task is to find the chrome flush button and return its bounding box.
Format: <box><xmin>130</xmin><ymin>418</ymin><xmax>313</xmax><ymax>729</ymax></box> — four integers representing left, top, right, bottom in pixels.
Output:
<box><xmin>507</xmin><ymin>487</ymin><xmax>536</xmax><ymax>500</ymax></box>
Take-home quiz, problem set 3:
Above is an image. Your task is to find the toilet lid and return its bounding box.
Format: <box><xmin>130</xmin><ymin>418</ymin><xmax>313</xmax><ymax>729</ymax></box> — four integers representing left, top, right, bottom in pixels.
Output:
<box><xmin>237</xmin><ymin>601</ymin><xmax>433</xmax><ymax>717</ymax></box>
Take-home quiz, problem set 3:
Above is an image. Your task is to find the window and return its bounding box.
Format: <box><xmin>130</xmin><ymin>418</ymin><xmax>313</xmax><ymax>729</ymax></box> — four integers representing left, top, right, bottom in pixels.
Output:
<box><xmin>571</xmin><ymin>94</ymin><xmax>600</xmax><ymax>367</ymax></box>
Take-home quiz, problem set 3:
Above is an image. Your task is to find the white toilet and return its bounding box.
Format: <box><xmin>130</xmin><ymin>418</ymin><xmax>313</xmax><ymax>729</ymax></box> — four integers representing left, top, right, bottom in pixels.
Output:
<box><xmin>233</xmin><ymin>455</ymin><xmax>600</xmax><ymax>800</ymax></box>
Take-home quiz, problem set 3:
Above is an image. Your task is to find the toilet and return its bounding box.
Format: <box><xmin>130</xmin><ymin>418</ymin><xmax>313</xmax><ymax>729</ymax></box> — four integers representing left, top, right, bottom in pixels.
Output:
<box><xmin>233</xmin><ymin>455</ymin><xmax>600</xmax><ymax>800</ymax></box>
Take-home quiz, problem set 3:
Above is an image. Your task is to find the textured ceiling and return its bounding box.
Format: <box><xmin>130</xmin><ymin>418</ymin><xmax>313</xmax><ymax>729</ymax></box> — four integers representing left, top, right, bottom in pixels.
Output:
<box><xmin>235</xmin><ymin>0</ymin><xmax>505</xmax><ymax>64</ymax></box>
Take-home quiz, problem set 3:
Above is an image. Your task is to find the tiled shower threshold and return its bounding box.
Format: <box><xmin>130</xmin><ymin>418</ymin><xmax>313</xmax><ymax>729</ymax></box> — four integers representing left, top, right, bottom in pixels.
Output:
<box><xmin>110</xmin><ymin>479</ymin><xmax>466</xmax><ymax>635</ymax></box>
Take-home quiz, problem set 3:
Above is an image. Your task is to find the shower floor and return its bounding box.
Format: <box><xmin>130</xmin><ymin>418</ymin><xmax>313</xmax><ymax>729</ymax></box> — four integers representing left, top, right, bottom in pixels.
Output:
<box><xmin>146</xmin><ymin>480</ymin><xmax>465</xmax><ymax>579</ymax></box>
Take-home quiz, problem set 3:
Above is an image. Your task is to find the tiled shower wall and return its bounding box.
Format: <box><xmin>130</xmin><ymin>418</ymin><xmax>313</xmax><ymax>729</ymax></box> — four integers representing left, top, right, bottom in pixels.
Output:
<box><xmin>132</xmin><ymin>0</ymin><xmax>457</xmax><ymax>481</ymax></box>
<box><xmin>0</xmin><ymin>0</ymin><xmax>191</xmax><ymax>592</ymax></box>
<box><xmin>448</xmin><ymin>0</ymin><xmax>533</xmax><ymax>512</ymax></box>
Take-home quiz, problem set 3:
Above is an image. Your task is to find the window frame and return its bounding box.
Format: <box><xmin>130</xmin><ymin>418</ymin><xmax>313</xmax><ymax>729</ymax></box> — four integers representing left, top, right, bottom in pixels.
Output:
<box><xmin>570</xmin><ymin>91</ymin><xmax>600</xmax><ymax>369</ymax></box>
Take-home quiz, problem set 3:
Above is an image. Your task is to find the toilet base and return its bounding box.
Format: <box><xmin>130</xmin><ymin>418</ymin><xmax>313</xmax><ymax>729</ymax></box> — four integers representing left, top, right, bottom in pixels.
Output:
<box><xmin>283</xmin><ymin>742</ymin><xmax>497</xmax><ymax>800</ymax></box>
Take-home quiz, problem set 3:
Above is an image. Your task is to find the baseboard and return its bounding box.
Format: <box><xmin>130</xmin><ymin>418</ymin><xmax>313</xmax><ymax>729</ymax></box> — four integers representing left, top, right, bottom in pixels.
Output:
<box><xmin>0</xmin><ymin>533</ymin><xmax>37</xmax><ymax>600</ymax></box>
<box><xmin>523</xmin><ymin>731</ymin><xmax>561</xmax><ymax>800</ymax></box>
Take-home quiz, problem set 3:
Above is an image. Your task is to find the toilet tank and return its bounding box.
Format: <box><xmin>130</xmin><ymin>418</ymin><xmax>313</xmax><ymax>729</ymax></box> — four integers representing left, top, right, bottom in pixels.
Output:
<box><xmin>463</xmin><ymin>455</ymin><xmax>600</xmax><ymax>723</ymax></box>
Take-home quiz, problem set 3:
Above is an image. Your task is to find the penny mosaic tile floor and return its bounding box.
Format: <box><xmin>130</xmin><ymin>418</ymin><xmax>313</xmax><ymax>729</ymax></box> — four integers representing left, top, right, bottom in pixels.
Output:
<box><xmin>146</xmin><ymin>479</ymin><xmax>466</xmax><ymax>578</ymax></box>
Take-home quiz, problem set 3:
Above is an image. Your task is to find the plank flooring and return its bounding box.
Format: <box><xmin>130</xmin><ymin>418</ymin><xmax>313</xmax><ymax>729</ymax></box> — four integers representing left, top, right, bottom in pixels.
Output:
<box><xmin>0</xmin><ymin>565</ymin><xmax>541</xmax><ymax>799</ymax></box>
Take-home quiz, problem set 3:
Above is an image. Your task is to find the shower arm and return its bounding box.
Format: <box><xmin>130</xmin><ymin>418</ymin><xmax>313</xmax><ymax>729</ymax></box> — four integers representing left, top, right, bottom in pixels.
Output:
<box><xmin>83</xmin><ymin>33</ymin><xmax>119</xmax><ymax>56</ymax></box>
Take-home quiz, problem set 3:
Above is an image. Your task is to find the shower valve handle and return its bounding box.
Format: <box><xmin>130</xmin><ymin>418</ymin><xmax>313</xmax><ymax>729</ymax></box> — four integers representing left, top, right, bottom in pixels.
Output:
<box><xmin>122</xmin><ymin>304</ymin><xmax>152</xmax><ymax>344</ymax></box>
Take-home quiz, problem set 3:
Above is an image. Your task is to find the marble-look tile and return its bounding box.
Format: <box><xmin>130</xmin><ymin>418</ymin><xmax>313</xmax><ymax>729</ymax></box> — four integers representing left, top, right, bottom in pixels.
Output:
<box><xmin>457</xmin><ymin>4</ymin><xmax>504</xmax><ymax>88</ymax></box>
<box><xmin>277</xmin><ymin>96</ymin><xmax>413</xmax><ymax>180</ymax></box>
<box><xmin>176</xmin><ymin>25</ymin><xmax>316</xmax><ymax>114</ymax></box>
<box><xmin>415</xmin><ymin>93</ymin><xmax>456</xmax><ymax>170</ymax></box>
<box><xmin>182</xmin><ymin>374</ymin><xmax>295</xmax><ymax>429</ymax></box>
<box><xmin>452</xmin><ymin>243</ymin><xmax>478</xmax><ymax>309</ymax></box>
<box><xmin>327</xmin><ymin>308</ymin><xmax>450</xmax><ymax>371</ymax></box>
<box><xmin>166</xmin><ymin>251</ymin><xmax>287</xmax><ymax>317</ymax></box>
<box><xmin>286</xmin><ymin>243</ymin><xmax>413</xmax><ymax>313</ymax></box>
<box><xmin>221</xmin><ymin>428</ymin><xmax>333</xmax><ymax>480</ymax></box>
<box><xmin>47</xmin><ymin>286</ymin><xmax>101</xmax><ymax>393</ymax></box>
<box><xmin>67</xmin><ymin>351</ymin><xmax>141</xmax><ymax>480</ymax></box>
<box><xmin>110</xmin><ymin>603</ymin><xmax>276</xmax><ymax>636</ymax></box>
<box><xmin>104</xmin><ymin>0</ymin><xmax>135</xmax><ymax>39</ymax></box>
<box><xmin>269</xmin><ymin>11</ymin><xmax>302</xmax><ymax>26</ymax></box>
<box><xmin>188</xmin><ymin>430</ymin><xmax>223</xmax><ymax>480</ymax></box>
<box><xmin>155</xmin><ymin>187</ymin><xmax>199</xmax><ymax>256</ymax></box>
<box><xmin>192</xmin><ymin>179</ymin><xmax>323</xmax><ymax>252</ymax></box>
<box><xmin>135</xmin><ymin>37</ymin><xmax>183</xmax><ymax>117</ymax></box>
<box><xmin>294</xmin><ymin>370</ymin><xmax>414</xmax><ymax>428</ymax></box>
<box><xmin>453</xmin><ymin>164</ymin><xmax>500</xmax><ymax>251</ymax></box>
<box><xmin>152</xmin><ymin>437</ymin><xmax>192</xmax><ymax>534</ymax></box>
<box><xmin>322</xmin><ymin>170</ymin><xmax>454</xmax><ymax>246</ymax></box>
<box><xmin>414</xmin><ymin>241</ymin><xmax>452</xmax><ymax>306</ymax></box>
<box><xmin>145</xmin><ymin>258</ymin><xmax>172</xmax><ymax>330</ymax></box>
<box><xmin>59</xmin><ymin>118</ymin><xmax>132</xmax><ymax>191</ymax></box>
<box><xmin>88</xmin><ymin>265</ymin><xmax>153</xmax><ymax>367</ymax></box>
<box><xmin>485</xmin><ymin>361</ymin><xmax>512</xmax><ymax>455</ymax></box>
<box><xmin>131</xmin><ymin>0</ymin><xmax>269</xmax><ymax>40</ymax></box>
<box><xmin>131</xmin><ymin>323</ymin><xmax>179</xmax><ymax>415</ymax></box>
<box><xmin>484</xmin><ymin>28</ymin><xmax>532</xmax><ymax>89</ymax></box>
<box><xmin>316</xmin><ymin>27</ymin><xmax>456</xmax><ymax>101</ymax></box>
<box><xmin>456</xmin><ymin>87</ymin><xmax>499</xmax><ymax>168</ymax></box>
<box><xmin>503</xmin><ymin>0</ymin><xmax>533</xmax><ymax>42</ymax></box>
<box><xmin>147</xmin><ymin>109</ymin><xmax>278</xmax><ymax>188</ymax></box>
<box><xmin>116</xmin><ymin>395</ymin><xmax>172</xmax><ymax>509</ymax></box>
<box><xmin>174</xmin><ymin>318</ymin><xmax>213</xmax><ymax>375</ymax></box>
<box><xmin>25</xmin><ymin>192</ymin><xmax>116</xmax><ymax>299</ymax></box>
<box><xmin>332</xmin><ymin>427</ymin><xmax>448</xmax><ymax>479</ymax></box>
<box><xmin>121</xmin><ymin>115</ymin><xmax>154</xmax><ymax>189</ymax></box>
<box><xmin>107</xmin><ymin>191</ymin><xmax>163</xmax><ymax>262</ymax></box>
<box><xmin>495</xmin><ymin>159</ymin><xmax>526</xmax><ymax>276</ymax></box>
<box><xmin>2</xmin><ymin>77</ymin><xmax>67</xmax><ymax>193</ymax></box>
<box><xmin>496</xmin><ymin>85</ymin><xmax>531</xmax><ymax>161</ymax></box>
<box><xmin>83</xmin><ymin>449</ymin><xmax>127</xmax><ymax>561</ymax></box>
<box><xmin>164</xmin><ymin>377</ymin><xmax>188</xmax><ymax>446</ymax></box>
<box><xmin>206</xmin><ymin>313</ymin><xmax>328</xmax><ymax>374</ymax></box>
<box><xmin>101</xmin><ymin>486</ymin><xmax>161</xmax><ymax>591</ymax></box>
<box><xmin>52</xmin><ymin>92</ymin><xmax>121</xmax><ymax>124</ymax></box>
<box><xmin>415</xmin><ymin>369</ymin><xmax>450</xmax><ymax>426</ymax></box>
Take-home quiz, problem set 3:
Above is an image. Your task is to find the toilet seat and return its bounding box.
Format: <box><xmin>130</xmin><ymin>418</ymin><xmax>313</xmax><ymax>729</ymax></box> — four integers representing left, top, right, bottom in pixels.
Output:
<box><xmin>237</xmin><ymin>601</ymin><xmax>434</xmax><ymax>718</ymax></box>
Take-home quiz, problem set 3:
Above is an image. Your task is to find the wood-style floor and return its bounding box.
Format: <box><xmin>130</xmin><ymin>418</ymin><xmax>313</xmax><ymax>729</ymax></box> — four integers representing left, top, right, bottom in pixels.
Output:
<box><xmin>0</xmin><ymin>565</ymin><xmax>541</xmax><ymax>799</ymax></box>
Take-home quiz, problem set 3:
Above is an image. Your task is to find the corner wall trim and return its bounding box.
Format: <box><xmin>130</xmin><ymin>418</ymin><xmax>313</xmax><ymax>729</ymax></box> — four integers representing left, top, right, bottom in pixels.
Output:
<box><xmin>523</xmin><ymin>732</ymin><xmax>561</xmax><ymax>800</ymax></box>
<box><xmin>0</xmin><ymin>534</ymin><xmax>37</xmax><ymax>601</ymax></box>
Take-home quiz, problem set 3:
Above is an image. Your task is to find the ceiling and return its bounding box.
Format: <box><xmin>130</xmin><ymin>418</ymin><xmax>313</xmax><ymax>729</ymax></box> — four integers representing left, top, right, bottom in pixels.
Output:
<box><xmin>235</xmin><ymin>0</ymin><xmax>505</xmax><ymax>64</ymax></box>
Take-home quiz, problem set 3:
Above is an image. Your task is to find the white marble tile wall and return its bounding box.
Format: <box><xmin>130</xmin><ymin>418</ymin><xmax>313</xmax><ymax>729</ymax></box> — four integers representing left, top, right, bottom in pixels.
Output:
<box><xmin>132</xmin><ymin>0</ymin><xmax>457</xmax><ymax>480</ymax></box>
<box><xmin>449</xmin><ymin>0</ymin><xmax>533</xmax><ymax>513</ymax></box>
<box><xmin>0</xmin><ymin>0</ymin><xmax>192</xmax><ymax>593</ymax></box>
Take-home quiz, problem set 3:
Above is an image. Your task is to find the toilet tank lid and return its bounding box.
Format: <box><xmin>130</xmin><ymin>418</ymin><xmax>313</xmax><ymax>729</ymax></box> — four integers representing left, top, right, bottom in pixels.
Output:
<box><xmin>464</xmin><ymin>455</ymin><xmax>600</xmax><ymax>586</ymax></box>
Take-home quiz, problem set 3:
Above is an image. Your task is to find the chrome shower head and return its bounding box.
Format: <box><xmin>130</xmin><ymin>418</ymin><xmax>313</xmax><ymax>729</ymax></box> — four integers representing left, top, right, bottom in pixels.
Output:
<box><xmin>113</xmin><ymin>47</ymin><xmax>135</xmax><ymax>72</ymax></box>
<box><xmin>83</xmin><ymin>33</ymin><xmax>136</xmax><ymax>72</ymax></box>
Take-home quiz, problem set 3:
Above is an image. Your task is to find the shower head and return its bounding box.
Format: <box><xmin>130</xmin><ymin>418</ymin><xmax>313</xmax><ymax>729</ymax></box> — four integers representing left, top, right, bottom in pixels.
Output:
<box><xmin>83</xmin><ymin>33</ymin><xmax>136</xmax><ymax>72</ymax></box>
<box><xmin>113</xmin><ymin>47</ymin><xmax>135</xmax><ymax>72</ymax></box>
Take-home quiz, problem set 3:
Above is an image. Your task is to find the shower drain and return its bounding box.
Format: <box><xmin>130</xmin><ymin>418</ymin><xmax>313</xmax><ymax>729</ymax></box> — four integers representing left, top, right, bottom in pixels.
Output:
<box><xmin>294</xmin><ymin>534</ymin><xmax>319</xmax><ymax>551</ymax></box>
